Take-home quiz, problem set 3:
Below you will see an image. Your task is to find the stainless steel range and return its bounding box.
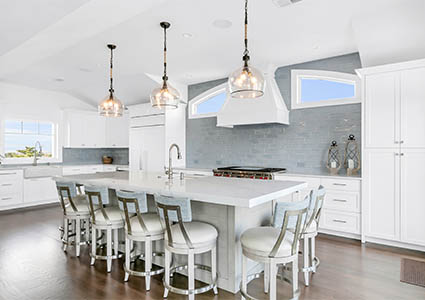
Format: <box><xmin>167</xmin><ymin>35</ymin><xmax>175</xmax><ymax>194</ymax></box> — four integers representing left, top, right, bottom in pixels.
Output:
<box><xmin>213</xmin><ymin>166</ymin><xmax>286</xmax><ymax>180</ymax></box>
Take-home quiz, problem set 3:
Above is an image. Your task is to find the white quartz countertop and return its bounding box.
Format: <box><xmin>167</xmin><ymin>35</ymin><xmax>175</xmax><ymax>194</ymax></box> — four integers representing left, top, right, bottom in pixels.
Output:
<box><xmin>55</xmin><ymin>171</ymin><xmax>307</xmax><ymax>208</ymax></box>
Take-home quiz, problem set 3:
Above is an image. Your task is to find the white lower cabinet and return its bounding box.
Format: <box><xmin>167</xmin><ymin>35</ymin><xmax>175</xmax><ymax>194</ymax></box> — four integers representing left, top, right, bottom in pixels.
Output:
<box><xmin>0</xmin><ymin>170</ymin><xmax>23</xmax><ymax>207</ymax></box>
<box><xmin>400</xmin><ymin>149</ymin><xmax>425</xmax><ymax>246</ymax></box>
<box><xmin>24</xmin><ymin>177</ymin><xmax>58</xmax><ymax>203</ymax></box>
<box><xmin>275</xmin><ymin>174</ymin><xmax>361</xmax><ymax>238</ymax></box>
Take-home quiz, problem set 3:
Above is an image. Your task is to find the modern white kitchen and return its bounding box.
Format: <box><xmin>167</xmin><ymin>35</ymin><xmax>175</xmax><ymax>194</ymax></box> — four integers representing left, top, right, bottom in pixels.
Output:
<box><xmin>1</xmin><ymin>1</ymin><xmax>425</xmax><ymax>300</ymax></box>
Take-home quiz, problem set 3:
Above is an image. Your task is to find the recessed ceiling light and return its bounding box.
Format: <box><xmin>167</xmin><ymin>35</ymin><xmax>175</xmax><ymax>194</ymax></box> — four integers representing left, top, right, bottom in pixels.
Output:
<box><xmin>212</xmin><ymin>19</ymin><xmax>232</xmax><ymax>29</ymax></box>
<box><xmin>79</xmin><ymin>67</ymin><xmax>92</xmax><ymax>72</ymax></box>
<box><xmin>54</xmin><ymin>77</ymin><xmax>65</xmax><ymax>82</ymax></box>
<box><xmin>182</xmin><ymin>33</ymin><xmax>193</xmax><ymax>38</ymax></box>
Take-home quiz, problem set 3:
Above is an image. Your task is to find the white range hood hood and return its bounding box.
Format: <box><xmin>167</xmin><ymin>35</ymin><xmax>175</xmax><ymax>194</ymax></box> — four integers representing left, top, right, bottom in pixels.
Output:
<box><xmin>216</xmin><ymin>66</ymin><xmax>289</xmax><ymax>128</ymax></box>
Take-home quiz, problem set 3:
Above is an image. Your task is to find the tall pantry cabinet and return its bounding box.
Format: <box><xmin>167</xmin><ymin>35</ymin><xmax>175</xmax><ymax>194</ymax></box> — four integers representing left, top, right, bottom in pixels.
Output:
<box><xmin>358</xmin><ymin>59</ymin><xmax>425</xmax><ymax>250</ymax></box>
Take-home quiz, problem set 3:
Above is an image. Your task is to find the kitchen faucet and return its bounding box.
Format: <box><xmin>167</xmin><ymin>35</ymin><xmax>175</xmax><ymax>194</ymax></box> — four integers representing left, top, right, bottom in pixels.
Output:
<box><xmin>166</xmin><ymin>143</ymin><xmax>182</xmax><ymax>180</ymax></box>
<box><xmin>33</xmin><ymin>141</ymin><xmax>43</xmax><ymax>166</ymax></box>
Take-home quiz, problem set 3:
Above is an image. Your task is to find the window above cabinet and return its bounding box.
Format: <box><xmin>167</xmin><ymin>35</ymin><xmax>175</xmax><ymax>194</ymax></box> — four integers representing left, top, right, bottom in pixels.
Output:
<box><xmin>291</xmin><ymin>70</ymin><xmax>361</xmax><ymax>109</ymax></box>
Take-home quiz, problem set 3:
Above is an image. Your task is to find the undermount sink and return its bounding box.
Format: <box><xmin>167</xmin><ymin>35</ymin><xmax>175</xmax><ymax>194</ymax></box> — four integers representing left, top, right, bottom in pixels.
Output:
<box><xmin>23</xmin><ymin>166</ymin><xmax>63</xmax><ymax>178</ymax></box>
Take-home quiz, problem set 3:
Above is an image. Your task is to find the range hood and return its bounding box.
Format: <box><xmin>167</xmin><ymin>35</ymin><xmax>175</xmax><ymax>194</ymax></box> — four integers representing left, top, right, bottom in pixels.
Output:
<box><xmin>216</xmin><ymin>66</ymin><xmax>289</xmax><ymax>127</ymax></box>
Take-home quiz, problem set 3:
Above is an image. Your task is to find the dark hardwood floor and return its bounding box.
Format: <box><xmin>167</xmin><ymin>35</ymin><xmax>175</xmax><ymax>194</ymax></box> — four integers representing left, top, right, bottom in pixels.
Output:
<box><xmin>1</xmin><ymin>205</ymin><xmax>424</xmax><ymax>300</ymax></box>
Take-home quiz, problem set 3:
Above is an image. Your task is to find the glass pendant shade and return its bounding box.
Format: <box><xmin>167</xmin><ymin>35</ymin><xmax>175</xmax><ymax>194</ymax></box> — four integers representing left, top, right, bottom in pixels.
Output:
<box><xmin>98</xmin><ymin>94</ymin><xmax>124</xmax><ymax>117</ymax></box>
<box><xmin>228</xmin><ymin>65</ymin><xmax>265</xmax><ymax>98</ymax></box>
<box><xmin>150</xmin><ymin>82</ymin><xmax>180</xmax><ymax>109</ymax></box>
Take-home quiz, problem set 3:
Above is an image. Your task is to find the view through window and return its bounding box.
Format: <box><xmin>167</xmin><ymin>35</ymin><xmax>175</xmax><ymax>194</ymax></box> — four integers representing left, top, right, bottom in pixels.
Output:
<box><xmin>4</xmin><ymin>120</ymin><xmax>54</xmax><ymax>158</ymax></box>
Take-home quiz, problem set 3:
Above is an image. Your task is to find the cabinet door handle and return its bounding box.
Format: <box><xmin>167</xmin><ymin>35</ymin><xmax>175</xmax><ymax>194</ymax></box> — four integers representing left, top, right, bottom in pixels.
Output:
<box><xmin>1</xmin><ymin>197</ymin><xmax>12</xmax><ymax>200</ymax></box>
<box><xmin>400</xmin><ymin>141</ymin><xmax>404</xmax><ymax>144</ymax></box>
<box><xmin>400</xmin><ymin>153</ymin><xmax>404</xmax><ymax>156</ymax></box>
<box><xmin>332</xmin><ymin>183</ymin><xmax>346</xmax><ymax>186</ymax></box>
<box><xmin>394</xmin><ymin>141</ymin><xmax>399</xmax><ymax>144</ymax></box>
<box><xmin>395</xmin><ymin>153</ymin><xmax>399</xmax><ymax>156</ymax></box>
<box><xmin>333</xmin><ymin>199</ymin><xmax>347</xmax><ymax>202</ymax></box>
<box><xmin>0</xmin><ymin>173</ymin><xmax>17</xmax><ymax>176</ymax></box>
<box><xmin>333</xmin><ymin>219</ymin><xmax>347</xmax><ymax>224</ymax></box>
<box><xmin>1</xmin><ymin>183</ymin><xmax>12</xmax><ymax>186</ymax></box>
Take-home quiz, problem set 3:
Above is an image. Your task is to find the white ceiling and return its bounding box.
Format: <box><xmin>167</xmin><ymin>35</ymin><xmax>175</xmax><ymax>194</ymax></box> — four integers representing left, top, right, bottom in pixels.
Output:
<box><xmin>0</xmin><ymin>0</ymin><xmax>424</xmax><ymax>107</ymax></box>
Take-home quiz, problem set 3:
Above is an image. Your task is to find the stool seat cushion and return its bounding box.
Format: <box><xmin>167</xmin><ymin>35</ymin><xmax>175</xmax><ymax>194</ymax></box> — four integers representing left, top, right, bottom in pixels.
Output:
<box><xmin>94</xmin><ymin>207</ymin><xmax>124</xmax><ymax>225</ymax></box>
<box><xmin>241</xmin><ymin>226</ymin><xmax>295</xmax><ymax>258</ymax></box>
<box><xmin>165</xmin><ymin>221</ymin><xmax>217</xmax><ymax>249</ymax></box>
<box><xmin>127</xmin><ymin>213</ymin><xmax>165</xmax><ymax>236</ymax></box>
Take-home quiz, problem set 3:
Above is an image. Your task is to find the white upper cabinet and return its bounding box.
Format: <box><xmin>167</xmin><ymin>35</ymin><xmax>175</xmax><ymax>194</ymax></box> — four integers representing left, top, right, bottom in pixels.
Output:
<box><xmin>400</xmin><ymin>67</ymin><xmax>425</xmax><ymax>148</ymax></box>
<box><xmin>364</xmin><ymin>72</ymin><xmax>399</xmax><ymax>148</ymax></box>
<box><xmin>66</xmin><ymin>110</ymin><xmax>129</xmax><ymax>148</ymax></box>
<box><xmin>400</xmin><ymin>149</ymin><xmax>425</xmax><ymax>246</ymax></box>
<box><xmin>105</xmin><ymin>114</ymin><xmax>129</xmax><ymax>147</ymax></box>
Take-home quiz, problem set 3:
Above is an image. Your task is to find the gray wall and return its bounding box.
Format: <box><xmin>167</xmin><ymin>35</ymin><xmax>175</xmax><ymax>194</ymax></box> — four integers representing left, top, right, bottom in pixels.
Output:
<box><xmin>63</xmin><ymin>148</ymin><xmax>129</xmax><ymax>165</ymax></box>
<box><xmin>186</xmin><ymin>53</ymin><xmax>362</xmax><ymax>175</ymax></box>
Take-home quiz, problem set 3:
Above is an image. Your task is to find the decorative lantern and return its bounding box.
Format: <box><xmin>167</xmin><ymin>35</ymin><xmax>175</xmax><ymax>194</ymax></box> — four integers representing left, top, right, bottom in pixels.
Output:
<box><xmin>326</xmin><ymin>140</ymin><xmax>341</xmax><ymax>175</ymax></box>
<box><xmin>344</xmin><ymin>134</ymin><xmax>361</xmax><ymax>176</ymax></box>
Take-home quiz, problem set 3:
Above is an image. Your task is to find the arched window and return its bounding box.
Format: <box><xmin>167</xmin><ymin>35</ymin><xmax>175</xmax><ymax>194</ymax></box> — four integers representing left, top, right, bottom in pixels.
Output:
<box><xmin>188</xmin><ymin>83</ymin><xmax>227</xmax><ymax>119</ymax></box>
<box><xmin>291</xmin><ymin>70</ymin><xmax>361</xmax><ymax>109</ymax></box>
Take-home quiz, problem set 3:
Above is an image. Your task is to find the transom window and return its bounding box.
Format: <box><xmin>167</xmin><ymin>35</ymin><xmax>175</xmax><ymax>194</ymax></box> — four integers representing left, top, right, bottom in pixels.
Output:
<box><xmin>3</xmin><ymin>120</ymin><xmax>56</xmax><ymax>159</ymax></box>
<box><xmin>291</xmin><ymin>70</ymin><xmax>360</xmax><ymax>109</ymax></box>
<box><xmin>189</xmin><ymin>83</ymin><xmax>227</xmax><ymax>119</ymax></box>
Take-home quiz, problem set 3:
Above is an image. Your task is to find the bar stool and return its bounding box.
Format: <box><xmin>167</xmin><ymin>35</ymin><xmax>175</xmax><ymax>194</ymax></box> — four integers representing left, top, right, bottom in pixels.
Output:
<box><xmin>85</xmin><ymin>185</ymin><xmax>124</xmax><ymax>272</ymax></box>
<box><xmin>240</xmin><ymin>196</ymin><xmax>310</xmax><ymax>300</ymax></box>
<box><xmin>298</xmin><ymin>186</ymin><xmax>326</xmax><ymax>286</ymax></box>
<box><xmin>154</xmin><ymin>194</ymin><xmax>218</xmax><ymax>300</ymax></box>
<box><xmin>56</xmin><ymin>181</ymin><xmax>92</xmax><ymax>257</ymax></box>
<box><xmin>116</xmin><ymin>190</ymin><xmax>165</xmax><ymax>290</ymax></box>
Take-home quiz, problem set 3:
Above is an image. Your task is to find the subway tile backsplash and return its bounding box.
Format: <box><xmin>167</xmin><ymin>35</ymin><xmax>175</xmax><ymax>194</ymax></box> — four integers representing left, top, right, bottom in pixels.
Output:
<box><xmin>63</xmin><ymin>148</ymin><xmax>129</xmax><ymax>165</ymax></box>
<box><xmin>186</xmin><ymin>53</ymin><xmax>362</xmax><ymax>175</ymax></box>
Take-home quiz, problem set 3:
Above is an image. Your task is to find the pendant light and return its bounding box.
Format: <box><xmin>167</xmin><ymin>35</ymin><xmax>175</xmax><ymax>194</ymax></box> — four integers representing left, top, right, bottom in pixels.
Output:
<box><xmin>228</xmin><ymin>0</ymin><xmax>265</xmax><ymax>98</ymax></box>
<box><xmin>150</xmin><ymin>22</ymin><xmax>180</xmax><ymax>109</ymax></box>
<box><xmin>98</xmin><ymin>44</ymin><xmax>124</xmax><ymax>117</ymax></box>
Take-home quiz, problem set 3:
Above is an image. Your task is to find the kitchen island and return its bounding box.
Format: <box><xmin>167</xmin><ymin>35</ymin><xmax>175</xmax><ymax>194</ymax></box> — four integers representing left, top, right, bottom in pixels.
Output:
<box><xmin>55</xmin><ymin>171</ymin><xmax>307</xmax><ymax>293</ymax></box>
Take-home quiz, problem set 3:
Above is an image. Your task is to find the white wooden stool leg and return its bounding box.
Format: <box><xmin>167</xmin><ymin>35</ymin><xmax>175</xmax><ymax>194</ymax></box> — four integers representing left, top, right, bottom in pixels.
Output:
<box><xmin>264</xmin><ymin>262</ymin><xmax>270</xmax><ymax>294</ymax></box>
<box><xmin>311</xmin><ymin>236</ymin><xmax>316</xmax><ymax>273</ymax></box>
<box><xmin>188</xmin><ymin>251</ymin><xmax>195</xmax><ymax>300</ymax></box>
<box><xmin>241</xmin><ymin>254</ymin><xmax>247</xmax><ymax>300</ymax></box>
<box><xmin>75</xmin><ymin>218</ymin><xmax>81</xmax><ymax>257</ymax></box>
<box><xmin>113</xmin><ymin>228</ymin><xmax>119</xmax><ymax>256</ymax></box>
<box><xmin>145</xmin><ymin>238</ymin><xmax>152</xmax><ymax>291</ymax></box>
<box><xmin>212</xmin><ymin>246</ymin><xmax>218</xmax><ymax>294</ymax></box>
<box><xmin>303</xmin><ymin>237</ymin><xmax>310</xmax><ymax>286</ymax></box>
<box><xmin>90</xmin><ymin>227</ymin><xmax>96</xmax><ymax>265</ymax></box>
<box><xmin>63</xmin><ymin>218</ymin><xmax>69</xmax><ymax>252</ymax></box>
<box><xmin>106</xmin><ymin>228</ymin><xmax>112</xmax><ymax>272</ymax></box>
<box><xmin>163</xmin><ymin>248</ymin><xmax>170</xmax><ymax>298</ymax></box>
<box><xmin>124</xmin><ymin>237</ymin><xmax>130</xmax><ymax>282</ymax></box>
<box><xmin>292</xmin><ymin>257</ymin><xmax>299</xmax><ymax>298</ymax></box>
<box><xmin>269</xmin><ymin>261</ymin><xmax>277</xmax><ymax>300</ymax></box>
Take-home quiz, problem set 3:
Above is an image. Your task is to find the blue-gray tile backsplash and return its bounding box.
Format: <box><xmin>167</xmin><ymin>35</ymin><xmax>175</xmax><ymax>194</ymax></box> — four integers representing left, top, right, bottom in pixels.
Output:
<box><xmin>186</xmin><ymin>53</ymin><xmax>362</xmax><ymax>175</ymax></box>
<box><xmin>63</xmin><ymin>148</ymin><xmax>129</xmax><ymax>165</ymax></box>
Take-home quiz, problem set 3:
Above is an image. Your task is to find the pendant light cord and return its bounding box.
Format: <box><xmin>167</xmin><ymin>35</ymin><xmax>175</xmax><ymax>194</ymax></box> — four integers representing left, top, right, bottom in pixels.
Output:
<box><xmin>163</xmin><ymin>25</ymin><xmax>168</xmax><ymax>83</ymax></box>
<box><xmin>109</xmin><ymin>47</ymin><xmax>114</xmax><ymax>95</ymax></box>
<box><xmin>243</xmin><ymin>0</ymin><xmax>250</xmax><ymax>64</ymax></box>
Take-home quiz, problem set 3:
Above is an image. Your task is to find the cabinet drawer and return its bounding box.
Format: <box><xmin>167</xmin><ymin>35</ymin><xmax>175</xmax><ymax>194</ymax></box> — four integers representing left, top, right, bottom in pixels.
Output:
<box><xmin>324</xmin><ymin>192</ymin><xmax>360</xmax><ymax>213</ymax></box>
<box><xmin>320</xmin><ymin>210</ymin><xmax>360</xmax><ymax>234</ymax></box>
<box><xmin>0</xmin><ymin>181</ymin><xmax>22</xmax><ymax>196</ymax></box>
<box><xmin>0</xmin><ymin>170</ymin><xmax>23</xmax><ymax>182</ymax></box>
<box><xmin>321</xmin><ymin>178</ymin><xmax>360</xmax><ymax>192</ymax></box>
<box><xmin>102</xmin><ymin>165</ymin><xmax>117</xmax><ymax>172</ymax></box>
<box><xmin>0</xmin><ymin>194</ymin><xmax>23</xmax><ymax>206</ymax></box>
<box><xmin>63</xmin><ymin>167</ymin><xmax>84</xmax><ymax>176</ymax></box>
